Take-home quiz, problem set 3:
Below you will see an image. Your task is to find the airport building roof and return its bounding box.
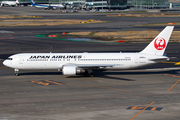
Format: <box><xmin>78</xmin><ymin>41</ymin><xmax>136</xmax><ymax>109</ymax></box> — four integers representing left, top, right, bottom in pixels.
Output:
<box><xmin>0</xmin><ymin>0</ymin><xmax>178</xmax><ymax>9</ymax></box>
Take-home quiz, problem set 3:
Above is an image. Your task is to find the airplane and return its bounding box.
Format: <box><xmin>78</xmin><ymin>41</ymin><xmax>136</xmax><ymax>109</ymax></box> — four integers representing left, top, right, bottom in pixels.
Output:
<box><xmin>0</xmin><ymin>0</ymin><xmax>19</xmax><ymax>7</ymax></box>
<box><xmin>30</xmin><ymin>0</ymin><xmax>64</xmax><ymax>10</ymax></box>
<box><xmin>3</xmin><ymin>26</ymin><xmax>174</xmax><ymax>76</ymax></box>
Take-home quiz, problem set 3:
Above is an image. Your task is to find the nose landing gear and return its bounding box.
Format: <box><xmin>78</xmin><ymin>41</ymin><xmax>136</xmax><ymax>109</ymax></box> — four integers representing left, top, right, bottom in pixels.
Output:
<box><xmin>15</xmin><ymin>69</ymin><xmax>19</xmax><ymax>76</ymax></box>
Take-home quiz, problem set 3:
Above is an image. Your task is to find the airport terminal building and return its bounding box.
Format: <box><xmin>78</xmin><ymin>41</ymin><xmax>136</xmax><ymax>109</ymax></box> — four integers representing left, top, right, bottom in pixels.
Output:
<box><xmin>1</xmin><ymin>0</ymin><xmax>180</xmax><ymax>9</ymax></box>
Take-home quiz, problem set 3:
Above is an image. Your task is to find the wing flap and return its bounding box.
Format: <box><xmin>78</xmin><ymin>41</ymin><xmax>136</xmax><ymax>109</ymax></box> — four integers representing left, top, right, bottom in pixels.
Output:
<box><xmin>77</xmin><ymin>64</ymin><xmax>116</xmax><ymax>68</ymax></box>
<box><xmin>63</xmin><ymin>64</ymin><xmax>116</xmax><ymax>69</ymax></box>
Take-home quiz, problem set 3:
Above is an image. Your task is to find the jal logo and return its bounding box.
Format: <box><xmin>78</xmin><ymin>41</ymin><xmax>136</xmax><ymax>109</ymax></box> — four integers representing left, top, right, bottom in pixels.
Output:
<box><xmin>154</xmin><ymin>37</ymin><xmax>166</xmax><ymax>50</ymax></box>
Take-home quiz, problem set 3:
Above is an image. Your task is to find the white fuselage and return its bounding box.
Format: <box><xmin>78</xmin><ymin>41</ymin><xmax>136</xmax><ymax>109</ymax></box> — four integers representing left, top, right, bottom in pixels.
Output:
<box><xmin>1</xmin><ymin>1</ymin><xmax>18</xmax><ymax>6</ymax></box>
<box><xmin>3</xmin><ymin>53</ymin><xmax>167</xmax><ymax>70</ymax></box>
<box><xmin>33</xmin><ymin>4</ymin><xmax>64</xmax><ymax>9</ymax></box>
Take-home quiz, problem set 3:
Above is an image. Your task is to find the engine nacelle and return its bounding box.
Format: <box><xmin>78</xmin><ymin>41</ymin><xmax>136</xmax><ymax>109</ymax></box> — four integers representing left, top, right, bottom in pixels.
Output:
<box><xmin>62</xmin><ymin>66</ymin><xmax>84</xmax><ymax>75</ymax></box>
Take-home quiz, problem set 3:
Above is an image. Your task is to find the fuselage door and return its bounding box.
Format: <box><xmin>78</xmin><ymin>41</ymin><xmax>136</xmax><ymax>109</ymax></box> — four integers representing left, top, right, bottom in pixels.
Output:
<box><xmin>19</xmin><ymin>57</ymin><xmax>23</xmax><ymax>64</ymax></box>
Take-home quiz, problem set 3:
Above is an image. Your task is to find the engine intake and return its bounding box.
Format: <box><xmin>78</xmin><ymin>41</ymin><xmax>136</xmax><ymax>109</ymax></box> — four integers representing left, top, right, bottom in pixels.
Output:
<box><xmin>62</xmin><ymin>66</ymin><xmax>84</xmax><ymax>75</ymax></box>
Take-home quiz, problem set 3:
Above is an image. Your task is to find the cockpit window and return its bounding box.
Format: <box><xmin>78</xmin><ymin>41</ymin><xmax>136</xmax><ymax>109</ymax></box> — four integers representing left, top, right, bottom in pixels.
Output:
<box><xmin>6</xmin><ymin>58</ymin><xmax>13</xmax><ymax>60</ymax></box>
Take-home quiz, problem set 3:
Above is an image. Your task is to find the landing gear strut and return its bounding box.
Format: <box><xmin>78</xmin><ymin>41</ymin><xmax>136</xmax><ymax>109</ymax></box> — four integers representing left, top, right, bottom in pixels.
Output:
<box><xmin>86</xmin><ymin>69</ymin><xmax>94</xmax><ymax>77</ymax></box>
<box><xmin>15</xmin><ymin>69</ymin><xmax>19</xmax><ymax>76</ymax></box>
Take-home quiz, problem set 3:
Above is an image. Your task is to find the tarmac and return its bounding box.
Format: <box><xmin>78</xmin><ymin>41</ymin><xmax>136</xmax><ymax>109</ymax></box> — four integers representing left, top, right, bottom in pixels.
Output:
<box><xmin>0</xmin><ymin>6</ymin><xmax>180</xmax><ymax>120</ymax></box>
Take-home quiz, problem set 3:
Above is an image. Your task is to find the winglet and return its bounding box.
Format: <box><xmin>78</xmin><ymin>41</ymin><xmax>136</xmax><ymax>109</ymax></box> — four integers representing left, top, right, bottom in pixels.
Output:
<box><xmin>140</xmin><ymin>26</ymin><xmax>174</xmax><ymax>56</ymax></box>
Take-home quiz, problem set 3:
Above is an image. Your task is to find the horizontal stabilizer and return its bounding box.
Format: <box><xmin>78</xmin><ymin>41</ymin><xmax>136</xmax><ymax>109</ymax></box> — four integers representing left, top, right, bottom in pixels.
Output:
<box><xmin>148</xmin><ymin>58</ymin><xmax>169</xmax><ymax>62</ymax></box>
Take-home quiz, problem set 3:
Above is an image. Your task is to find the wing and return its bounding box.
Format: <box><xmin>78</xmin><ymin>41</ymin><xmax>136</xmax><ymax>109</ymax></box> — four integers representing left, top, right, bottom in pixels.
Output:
<box><xmin>77</xmin><ymin>64</ymin><xmax>116</xmax><ymax>69</ymax></box>
<box><xmin>63</xmin><ymin>64</ymin><xmax>117</xmax><ymax>69</ymax></box>
<box><xmin>61</xmin><ymin>64</ymin><xmax>117</xmax><ymax>75</ymax></box>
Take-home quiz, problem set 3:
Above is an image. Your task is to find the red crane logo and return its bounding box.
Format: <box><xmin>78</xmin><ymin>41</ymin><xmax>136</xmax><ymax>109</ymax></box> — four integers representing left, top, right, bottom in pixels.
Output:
<box><xmin>154</xmin><ymin>37</ymin><xmax>166</xmax><ymax>50</ymax></box>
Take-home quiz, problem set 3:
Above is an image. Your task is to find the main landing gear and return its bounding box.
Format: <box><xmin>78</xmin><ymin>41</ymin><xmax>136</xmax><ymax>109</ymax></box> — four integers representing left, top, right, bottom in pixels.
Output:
<box><xmin>85</xmin><ymin>69</ymin><xmax>94</xmax><ymax>77</ymax></box>
<box><xmin>15</xmin><ymin>69</ymin><xmax>19</xmax><ymax>76</ymax></box>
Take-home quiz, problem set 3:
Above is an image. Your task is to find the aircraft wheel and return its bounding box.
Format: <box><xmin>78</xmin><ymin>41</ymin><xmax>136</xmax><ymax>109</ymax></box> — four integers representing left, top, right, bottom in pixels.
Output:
<box><xmin>15</xmin><ymin>73</ymin><xmax>19</xmax><ymax>76</ymax></box>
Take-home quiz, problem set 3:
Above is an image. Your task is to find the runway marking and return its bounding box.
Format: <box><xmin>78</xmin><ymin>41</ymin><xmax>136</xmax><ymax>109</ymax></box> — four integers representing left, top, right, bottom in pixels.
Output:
<box><xmin>131</xmin><ymin>101</ymin><xmax>155</xmax><ymax>120</ymax></box>
<box><xmin>29</xmin><ymin>81</ymin><xmax>130</xmax><ymax>92</ymax></box>
<box><xmin>31</xmin><ymin>80</ymin><xmax>64</xmax><ymax>86</ymax></box>
<box><xmin>164</xmin><ymin>74</ymin><xmax>180</xmax><ymax>93</ymax></box>
<box><xmin>68</xmin><ymin>84</ymin><xmax>131</xmax><ymax>92</ymax></box>
<box><xmin>164</xmin><ymin>74</ymin><xmax>180</xmax><ymax>78</ymax></box>
<box><xmin>175</xmin><ymin>62</ymin><xmax>180</xmax><ymax>65</ymax></box>
<box><xmin>127</xmin><ymin>106</ymin><xmax>162</xmax><ymax>111</ymax></box>
<box><xmin>44</xmin><ymin>80</ymin><xmax>64</xmax><ymax>85</ymax></box>
<box><xmin>0</xmin><ymin>66</ymin><xmax>8</xmax><ymax>69</ymax></box>
<box><xmin>167</xmin><ymin>79</ymin><xmax>180</xmax><ymax>93</ymax></box>
<box><xmin>31</xmin><ymin>80</ymin><xmax>49</xmax><ymax>86</ymax></box>
<box><xmin>162</xmin><ymin>61</ymin><xmax>180</xmax><ymax>65</ymax></box>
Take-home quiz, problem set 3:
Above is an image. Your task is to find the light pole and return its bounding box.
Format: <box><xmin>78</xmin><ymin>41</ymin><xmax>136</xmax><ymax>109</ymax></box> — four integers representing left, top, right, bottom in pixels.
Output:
<box><xmin>102</xmin><ymin>0</ymin><xmax>103</xmax><ymax>11</ymax></box>
<box><xmin>109</xmin><ymin>0</ymin><xmax>110</xmax><ymax>11</ymax></box>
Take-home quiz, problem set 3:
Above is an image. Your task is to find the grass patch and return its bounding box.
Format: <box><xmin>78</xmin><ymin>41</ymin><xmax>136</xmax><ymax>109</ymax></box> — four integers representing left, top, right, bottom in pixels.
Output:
<box><xmin>0</xmin><ymin>19</ymin><xmax>105</xmax><ymax>27</ymax></box>
<box><xmin>107</xmin><ymin>13</ymin><xmax>180</xmax><ymax>17</ymax></box>
<box><xmin>65</xmin><ymin>30</ymin><xmax>180</xmax><ymax>43</ymax></box>
<box><xmin>89</xmin><ymin>31</ymin><xmax>96</xmax><ymax>36</ymax></box>
<box><xmin>141</xmin><ymin>22</ymin><xmax>180</xmax><ymax>26</ymax></box>
<box><xmin>0</xmin><ymin>15</ymin><xmax>40</xmax><ymax>19</ymax></box>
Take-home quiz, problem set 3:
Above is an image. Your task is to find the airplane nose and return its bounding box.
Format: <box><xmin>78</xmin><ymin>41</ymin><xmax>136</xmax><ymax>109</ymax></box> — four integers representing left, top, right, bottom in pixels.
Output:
<box><xmin>3</xmin><ymin>60</ymin><xmax>8</xmax><ymax>66</ymax></box>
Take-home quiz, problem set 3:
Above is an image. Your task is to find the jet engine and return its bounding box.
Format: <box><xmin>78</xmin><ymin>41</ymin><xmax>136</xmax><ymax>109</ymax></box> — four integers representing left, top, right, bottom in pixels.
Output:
<box><xmin>62</xmin><ymin>66</ymin><xmax>84</xmax><ymax>75</ymax></box>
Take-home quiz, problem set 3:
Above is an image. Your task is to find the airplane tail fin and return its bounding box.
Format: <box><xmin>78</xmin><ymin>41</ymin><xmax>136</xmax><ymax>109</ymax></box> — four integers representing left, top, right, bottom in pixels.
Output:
<box><xmin>30</xmin><ymin>0</ymin><xmax>36</xmax><ymax>5</ymax></box>
<box><xmin>140</xmin><ymin>26</ymin><xmax>174</xmax><ymax>56</ymax></box>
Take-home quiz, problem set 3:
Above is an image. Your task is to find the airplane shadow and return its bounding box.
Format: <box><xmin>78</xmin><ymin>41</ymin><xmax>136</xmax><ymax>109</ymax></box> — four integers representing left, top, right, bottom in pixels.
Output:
<box><xmin>66</xmin><ymin>74</ymin><xmax>134</xmax><ymax>81</ymax></box>
<box><xmin>83</xmin><ymin>69</ymin><xmax>179</xmax><ymax>81</ymax></box>
<box><xmin>19</xmin><ymin>71</ymin><xmax>133</xmax><ymax>81</ymax></box>
<box><xmin>20</xmin><ymin>72</ymin><xmax>61</xmax><ymax>76</ymax></box>
<box><xmin>18</xmin><ymin>69</ymin><xmax>180</xmax><ymax>81</ymax></box>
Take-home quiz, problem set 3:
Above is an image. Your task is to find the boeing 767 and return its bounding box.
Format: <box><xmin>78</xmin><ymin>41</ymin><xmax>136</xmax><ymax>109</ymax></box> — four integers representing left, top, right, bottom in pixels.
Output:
<box><xmin>30</xmin><ymin>0</ymin><xmax>64</xmax><ymax>10</ymax></box>
<box><xmin>3</xmin><ymin>26</ymin><xmax>174</xmax><ymax>76</ymax></box>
